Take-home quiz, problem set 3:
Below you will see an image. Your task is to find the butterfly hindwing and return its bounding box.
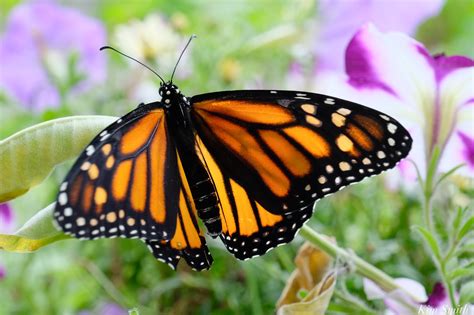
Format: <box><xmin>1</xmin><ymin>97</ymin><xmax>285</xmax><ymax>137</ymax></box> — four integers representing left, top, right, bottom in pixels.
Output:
<box><xmin>196</xmin><ymin>137</ymin><xmax>313</xmax><ymax>259</ymax></box>
<box><xmin>54</xmin><ymin>102</ymin><xmax>212</xmax><ymax>269</ymax></box>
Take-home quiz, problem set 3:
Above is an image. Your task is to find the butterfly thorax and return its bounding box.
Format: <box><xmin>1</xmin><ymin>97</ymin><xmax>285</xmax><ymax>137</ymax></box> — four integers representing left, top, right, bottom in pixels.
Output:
<box><xmin>160</xmin><ymin>82</ymin><xmax>222</xmax><ymax>238</ymax></box>
<box><xmin>159</xmin><ymin>82</ymin><xmax>190</xmax><ymax>108</ymax></box>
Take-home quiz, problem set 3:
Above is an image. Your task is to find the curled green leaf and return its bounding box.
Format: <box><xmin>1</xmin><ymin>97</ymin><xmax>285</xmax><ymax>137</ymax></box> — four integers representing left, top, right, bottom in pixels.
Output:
<box><xmin>0</xmin><ymin>203</ymin><xmax>69</xmax><ymax>252</ymax></box>
<box><xmin>413</xmin><ymin>225</ymin><xmax>442</xmax><ymax>261</ymax></box>
<box><xmin>0</xmin><ymin>115</ymin><xmax>117</xmax><ymax>202</ymax></box>
<box><xmin>457</xmin><ymin>216</ymin><xmax>474</xmax><ymax>241</ymax></box>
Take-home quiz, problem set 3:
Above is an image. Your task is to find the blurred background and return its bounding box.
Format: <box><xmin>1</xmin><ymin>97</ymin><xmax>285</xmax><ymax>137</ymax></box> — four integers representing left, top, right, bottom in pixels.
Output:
<box><xmin>0</xmin><ymin>0</ymin><xmax>473</xmax><ymax>314</ymax></box>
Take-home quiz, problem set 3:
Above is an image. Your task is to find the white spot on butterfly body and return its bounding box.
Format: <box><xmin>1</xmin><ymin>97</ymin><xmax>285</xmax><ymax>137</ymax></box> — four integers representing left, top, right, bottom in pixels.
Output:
<box><xmin>99</xmin><ymin>130</ymin><xmax>107</xmax><ymax>137</ymax></box>
<box><xmin>305</xmin><ymin>184</ymin><xmax>311</xmax><ymax>191</ymax></box>
<box><xmin>116</xmin><ymin>119</ymin><xmax>123</xmax><ymax>124</ymax></box>
<box><xmin>377</xmin><ymin>151</ymin><xmax>386</xmax><ymax>159</ymax></box>
<box><xmin>270</xmin><ymin>91</ymin><xmax>277</xmax><ymax>94</ymax></box>
<box><xmin>380</xmin><ymin>114</ymin><xmax>390</xmax><ymax>121</ymax></box>
<box><xmin>388</xmin><ymin>138</ymin><xmax>396</xmax><ymax>146</ymax></box>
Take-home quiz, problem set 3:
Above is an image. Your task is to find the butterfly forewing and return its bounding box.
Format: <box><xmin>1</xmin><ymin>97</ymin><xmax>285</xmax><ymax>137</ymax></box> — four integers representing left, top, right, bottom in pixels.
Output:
<box><xmin>54</xmin><ymin>103</ymin><xmax>212</xmax><ymax>270</ymax></box>
<box><xmin>191</xmin><ymin>90</ymin><xmax>412</xmax><ymax>214</ymax></box>
<box><xmin>190</xmin><ymin>90</ymin><xmax>412</xmax><ymax>258</ymax></box>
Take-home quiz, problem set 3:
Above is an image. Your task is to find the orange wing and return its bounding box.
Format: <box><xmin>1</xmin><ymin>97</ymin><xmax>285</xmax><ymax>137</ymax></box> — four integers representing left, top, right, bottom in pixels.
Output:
<box><xmin>190</xmin><ymin>90</ymin><xmax>412</xmax><ymax>258</ymax></box>
<box><xmin>54</xmin><ymin>103</ymin><xmax>212</xmax><ymax>270</ymax></box>
<box><xmin>196</xmin><ymin>136</ymin><xmax>312</xmax><ymax>259</ymax></box>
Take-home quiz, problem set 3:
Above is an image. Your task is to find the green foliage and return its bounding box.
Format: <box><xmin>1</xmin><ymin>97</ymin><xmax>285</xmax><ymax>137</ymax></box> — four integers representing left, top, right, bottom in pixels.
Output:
<box><xmin>0</xmin><ymin>116</ymin><xmax>116</xmax><ymax>202</ymax></box>
<box><xmin>0</xmin><ymin>1</ymin><xmax>473</xmax><ymax>314</ymax></box>
<box><xmin>0</xmin><ymin>203</ymin><xmax>69</xmax><ymax>252</ymax></box>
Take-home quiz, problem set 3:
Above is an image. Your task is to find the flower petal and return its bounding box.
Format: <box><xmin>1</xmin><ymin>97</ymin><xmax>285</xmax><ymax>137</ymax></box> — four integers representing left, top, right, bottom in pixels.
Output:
<box><xmin>345</xmin><ymin>23</ymin><xmax>437</xmax><ymax>107</ymax></box>
<box><xmin>394</xmin><ymin>278</ymin><xmax>428</xmax><ymax>303</ymax></box>
<box><xmin>363</xmin><ymin>278</ymin><xmax>387</xmax><ymax>300</ymax></box>
<box><xmin>316</xmin><ymin>0</ymin><xmax>444</xmax><ymax>71</ymax></box>
<box><xmin>0</xmin><ymin>1</ymin><xmax>106</xmax><ymax>110</ymax></box>
<box><xmin>0</xmin><ymin>203</ymin><xmax>15</xmax><ymax>234</ymax></box>
<box><xmin>434</xmin><ymin>55</ymin><xmax>474</xmax><ymax>82</ymax></box>
<box><xmin>436</xmin><ymin>64</ymin><xmax>474</xmax><ymax>175</ymax></box>
<box><xmin>424</xmin><ymin>282</ymin><xmax>448</xmax><ymax>308</ymax></box>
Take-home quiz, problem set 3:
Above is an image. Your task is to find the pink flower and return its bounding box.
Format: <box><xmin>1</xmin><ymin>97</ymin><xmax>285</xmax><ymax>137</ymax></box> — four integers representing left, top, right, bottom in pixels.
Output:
<box><xmin>0</xmin><ymin>203</ymin><xmax>15</xmax><ymax>281</ymax></box>
<box><xmin>0</xmin><ymin>203</ymin><xmax>15</xmax><ymax>234</ymax></box>
<box><xmin>315</xmin><ymin>0</ymin><xmax>444</xmax><ymax>72</ymax></box>
<box><xmin>364</xmin><ymin>279</ymin><xmax>473</xmax><ymax>315</ymax></box>
<box><xmin>314</xmin><ymin>24</ymin><xmax>474</xmax><ymax>182</ymax></box>
<box><xmin>0</xmin><ymin>1</ymin><xmax>107</xmax><ymax>111</ymax></box>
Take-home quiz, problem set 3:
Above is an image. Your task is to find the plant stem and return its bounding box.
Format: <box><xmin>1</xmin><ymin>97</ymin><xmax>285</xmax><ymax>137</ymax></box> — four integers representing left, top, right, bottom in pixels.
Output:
<box><xmin>424</xmin><ymin>193</ymin><xmax>434</xmax><ymax>233</ymax></box>
<box><xmin>300</xmin><ymin>225</ymin><xmax>425</xmax><ymax>310</ymax></box>
<box><xmin>440</xmin><ymin>262</ymin><xmax>457</xmax><ymax>307</ymax></box>
<box><xmin>300</xmin><ymin>225</ymin><xmax>397</xmax><ymax>292</ymax></box>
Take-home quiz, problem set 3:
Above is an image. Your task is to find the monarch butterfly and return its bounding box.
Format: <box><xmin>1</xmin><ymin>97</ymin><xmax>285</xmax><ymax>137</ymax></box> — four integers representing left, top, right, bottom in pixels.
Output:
<box><xmin>54</xmin><ymin>37</ymin><xmax>412</xmax><ymax>270</ymax></box>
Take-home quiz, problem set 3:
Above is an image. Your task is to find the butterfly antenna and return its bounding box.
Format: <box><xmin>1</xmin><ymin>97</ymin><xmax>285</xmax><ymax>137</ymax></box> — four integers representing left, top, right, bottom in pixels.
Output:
<box><xmin>100</xmin><ymin>46</ymin><xmax>165</xmax><ymax>83</ymax></box>
<box><xmin>170</xmin><ymin>34</ymin><xmax>197</xmax><ymax>83</ymax></box>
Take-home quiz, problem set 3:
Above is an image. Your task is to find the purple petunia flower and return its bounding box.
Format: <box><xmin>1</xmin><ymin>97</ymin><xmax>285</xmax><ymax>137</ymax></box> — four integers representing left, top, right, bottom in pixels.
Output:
<box><xmin>0</xmin><ymin>264</ymin><xmax>5</xmax><ymax>280</ymax></box>
<box><xmin>78</xmin><ymin>302</ymin><xmax>128</xmax><ymax>315</ymax></box>
<box><xmin>314</xmin><ymin>24</ymin><xmax>474</xmax><ymax>182</ymax></box>
<box><xmin>315</xmin><ymin>0</ymin><xmax>444</xmax><ymax>72</ymax></box>
<box><xmin>0</xmin><ymin>203</ymin><xmax>15</xmax><ymax>281</ymax></box>
<box><xmin>0</xmin><ymin>1</ymin><xmax>107</xmax><ymax>111</ymax></box>
<box><xmin>0</xmin><ymin>203</ymin><xmax>15</xmax><ymax>234</ymax></box>
<box><xmin>364</xmin><ymin>279</ymin><xmax>473</xmax><ymax>315</ymax></box>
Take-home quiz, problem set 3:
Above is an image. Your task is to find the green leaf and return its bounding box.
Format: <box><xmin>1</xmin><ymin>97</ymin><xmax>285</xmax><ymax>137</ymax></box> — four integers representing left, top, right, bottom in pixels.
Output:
<box><xmin>459</xmin><ymin>282</ymin><xmax>474</xmax><ymax>305</ymax></box>
<box><xmin>425</xmin><ymin>146</ymin><xmax>440</xmax><ymax>195</ymax></box>
<box><xmin>448</xmin><ymin>266</ymin><xmax>474</xmax><ymax>281</ymax></box>
<box><xmin>433</xmin><ymin>163</ymin><xmax>465</xmax><ymax>191</ymax></box>
<box><xmin>458</xmin><ymin>242</ymin><xmax>474</xmax><ymax>255</ymax></box>
<box><xmin>413</xmin><ymin>225</ymin><xmax>442</xmax><ymax>261</ymax></box>
<box><xmin>452</xmin><ymin>207</ymin><xmax>465</xmax><ymax>236</ymax></box>
<box><xmin>0</xmin><ymin>203</ymin><xmax>69</xmax><ymax>252</ymax></box>
<box><xmin>0</xmin><ymin>115</ymin><xmax>117</xmax><ymax>202</ymax></box>
<box><xmin>457</xmin><ymin>216</ymin><xmax>474</xmax><ymax>241</ymax></box>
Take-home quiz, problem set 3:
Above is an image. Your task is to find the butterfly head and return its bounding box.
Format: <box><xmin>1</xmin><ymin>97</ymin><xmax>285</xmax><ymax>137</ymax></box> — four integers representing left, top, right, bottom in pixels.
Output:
<box><xmin>159</xmin><ymin>81</ymin><xmax>187</xmax><ymax>108</ymax></box>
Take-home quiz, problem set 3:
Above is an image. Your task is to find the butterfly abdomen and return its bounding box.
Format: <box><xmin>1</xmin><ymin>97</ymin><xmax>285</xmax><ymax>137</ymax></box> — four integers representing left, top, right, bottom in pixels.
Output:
<box><xmin>168</xmin><ymin>105</ymin><xmax>222</xmax><ymax>238</ymax></box>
